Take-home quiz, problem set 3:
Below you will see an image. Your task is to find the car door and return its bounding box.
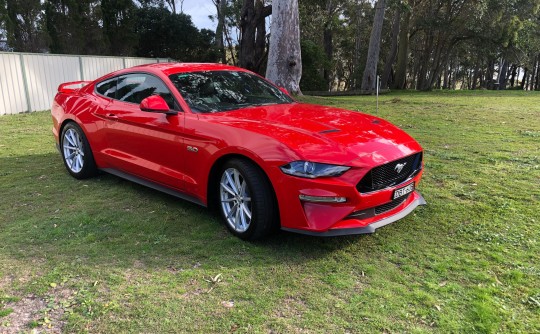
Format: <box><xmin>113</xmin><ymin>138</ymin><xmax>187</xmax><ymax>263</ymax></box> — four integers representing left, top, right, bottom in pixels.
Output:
<box><xmin>96</xmin><ymin>73</ymin><xmax>187</xmax><ymax>190</ymax></box>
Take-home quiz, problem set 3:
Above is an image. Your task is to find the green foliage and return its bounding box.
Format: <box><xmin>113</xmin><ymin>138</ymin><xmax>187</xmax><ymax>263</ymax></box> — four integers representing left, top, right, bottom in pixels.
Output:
<box><xmin>101</xmin><ymin>0</ymin><xmax>138</xmax><ymax>56</ymax></box>
<box><xmin>45</xmin><ymin>0</ymin><xmax>109</xmax><ymax>55</ymax></box>
<box><xmin>300</xmin><ymin>40</ymin><xmax>328</xmax><ymax>91</ymax></box>
<box><xmin>135</xmin><ymin>7</ymin><xmax>218</xmax><ymax>62</ymax></box>
<box><xmin>3</xmin><ymin>0</ymin><xmax>48</xmax><ymax>52</ymax></box>
<box><xmin>0</xmin><ymin>0</ymin><xmax>218</xmax><ymax>60</ymax></box>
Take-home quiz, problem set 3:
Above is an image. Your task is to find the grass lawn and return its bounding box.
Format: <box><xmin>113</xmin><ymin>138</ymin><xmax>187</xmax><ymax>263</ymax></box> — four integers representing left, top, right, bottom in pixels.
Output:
<box><xmin>0</xmin><ymin>90</ymin><xmax>539</xmax><ymax>333</ymax></box>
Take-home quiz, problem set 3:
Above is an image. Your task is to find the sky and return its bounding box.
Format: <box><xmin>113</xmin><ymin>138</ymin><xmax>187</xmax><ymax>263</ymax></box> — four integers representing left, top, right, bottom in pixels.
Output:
<box><xmin>181</xmin><ymin>0</ymin><xmax>218</xmax><ymax>31</ymax></box>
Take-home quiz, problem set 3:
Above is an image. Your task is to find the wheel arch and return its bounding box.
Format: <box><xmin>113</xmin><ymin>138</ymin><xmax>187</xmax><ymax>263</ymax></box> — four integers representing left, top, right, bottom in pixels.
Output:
<box><xmin>58</xmin><ymin>118</ymin><xmax>77</xmax><ymax>140</ymax></box>
<box><xmin>59</xmin><ymin>118</ymin><xmax>95</xmax><ymax>153</ymax></box>
<box><xmin>206</xmin><ymin>153</ymin><xmax>280</xmax><ymax>226</ymax></box>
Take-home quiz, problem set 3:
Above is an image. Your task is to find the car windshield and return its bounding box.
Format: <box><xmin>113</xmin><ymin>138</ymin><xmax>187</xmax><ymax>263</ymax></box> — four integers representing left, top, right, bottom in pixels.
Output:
<box><xmin>169</xmin><ymin>71</ymin><xmax>294</xmax><ymax>113</ymax></box>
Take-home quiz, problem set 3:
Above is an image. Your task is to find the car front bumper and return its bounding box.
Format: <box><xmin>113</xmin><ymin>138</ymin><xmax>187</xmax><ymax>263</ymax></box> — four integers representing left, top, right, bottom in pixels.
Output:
<box><xmin>281</xmin><ymin>191</ymin><xmax>426</xmax><ymax>236</ymax></box>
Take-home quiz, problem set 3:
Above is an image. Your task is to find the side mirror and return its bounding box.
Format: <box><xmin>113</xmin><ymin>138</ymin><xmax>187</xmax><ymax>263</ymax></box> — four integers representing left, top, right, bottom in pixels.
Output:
<box><xmin>140</xmin><ymin>95</ymin><xmax>177</xmax><ymax>115</ymax></box>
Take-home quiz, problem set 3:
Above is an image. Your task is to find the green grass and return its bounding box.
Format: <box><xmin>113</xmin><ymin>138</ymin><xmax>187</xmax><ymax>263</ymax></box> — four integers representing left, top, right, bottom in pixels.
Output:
<box><xmin>0</xmin><ymin>90</ymin><xmax>539</xmax><ymax>333</ymax></box>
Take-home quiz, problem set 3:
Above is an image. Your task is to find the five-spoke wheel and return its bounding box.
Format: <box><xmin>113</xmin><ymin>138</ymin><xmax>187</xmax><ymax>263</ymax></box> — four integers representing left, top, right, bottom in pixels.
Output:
<box><xmin>60</xmin><ymin>123</ymin><xmax>97</xmax><ymax>179</ymax></box>
<box><xmin>220</xmin><ymin>167</ymin><xmax>253</xmax><ymax>233</ymax></box>
<box><xmin>217</xmin><ymin>159</ymin><xmax>277</xmax><ymax>240</ymax></box>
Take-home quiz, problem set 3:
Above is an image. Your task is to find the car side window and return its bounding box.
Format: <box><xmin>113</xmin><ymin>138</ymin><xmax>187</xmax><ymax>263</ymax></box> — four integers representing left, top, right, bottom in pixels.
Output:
<box><xmin>116</xmin><ymin>74</ymin><xmax>177</xmax><ymax>110</ymax></box>
<box><xmin>95</xmin><ymin>78</ymin><xmax>117</xmax><ymax>99</ymax></box>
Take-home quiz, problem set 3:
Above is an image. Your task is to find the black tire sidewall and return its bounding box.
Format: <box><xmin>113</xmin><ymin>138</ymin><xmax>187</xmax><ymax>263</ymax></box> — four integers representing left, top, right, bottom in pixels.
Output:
<box><xmin>217</xmin><ymin>159</ymin><xmax>276</xmax><ymax>240</ymax></box>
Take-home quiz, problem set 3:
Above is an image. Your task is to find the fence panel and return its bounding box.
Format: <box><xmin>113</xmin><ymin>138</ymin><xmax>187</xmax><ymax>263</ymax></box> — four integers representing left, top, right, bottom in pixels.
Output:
<box><xmin>23</xmin><ymin>54</ymin><xmax>81</xmax><ymax>112</ymax></box>
<box><xmin>124</xmin><ymin>57</ymin><xmax>159</xmax><ymax>68</ymax></box>
<box><xmin>81</xmin><ymin>56</ymin><xmax>124</xmax><ymax>81</ymax></box>
<box><xmin>0</xmin><ymin>52</ymin><xmax>170</xmax><ymax>115</ymax></box>
<box><xmin>0</xmin><ymin>53</ymin><xmax>28</xmax><ymax>115</ymax></box>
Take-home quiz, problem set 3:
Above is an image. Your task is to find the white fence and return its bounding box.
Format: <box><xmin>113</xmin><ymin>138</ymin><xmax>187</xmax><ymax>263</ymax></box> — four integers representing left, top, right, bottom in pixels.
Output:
<box><xmin>0</xmin><ymin>52</ymin><xmax>170</xmax><ymax>115</ymax></box>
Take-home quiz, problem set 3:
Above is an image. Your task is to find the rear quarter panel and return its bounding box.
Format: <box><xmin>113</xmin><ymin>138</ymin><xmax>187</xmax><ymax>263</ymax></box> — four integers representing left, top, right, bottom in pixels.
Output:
<box><xmin>52</xmin><ymin>88</ymin><xmax>110</xmax><ymax>168</ymax></box>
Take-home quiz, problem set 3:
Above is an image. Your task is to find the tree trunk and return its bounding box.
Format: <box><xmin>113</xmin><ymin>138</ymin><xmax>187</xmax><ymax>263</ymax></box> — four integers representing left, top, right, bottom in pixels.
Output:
<box><xmin>266</xmin><ymin>0</ymin><xmax>302</xmax><ymax>95</ymax></box>
<box><xmin>509</xmin><ymin>64</ymin><xmax>517</xmax><ymax>87</ymax></box>
<box><xmin>214</xmin><ymin>0</ymin><xmax>227</xmax><ymax>64</ymax></box>
<box><xmin>323</xmin><ymin>0</ymin><xmax>334</xmax><ymax>89</ymax></box>
<box><xmin>253</xmin><ymin>0</ymin><xmax>267</xmax><ymax>74</ymax></box>
<box><xmin>498</xmin><ymin>59</ymin><xmax>508</xmax><ymax>90</ymax></box>
<box><xmin>425</xmin><ymin>34</ymin><xmax>449</xmax><ymax>90</ymax></box>
<box><xmin>443</xmin><ymin>64</ymin><xmax>449</xmax><ymax>89</ymax></box>
<box><xmin>417</xmin><ymin>31</ymin><xmax>438</xmax><ymax>90</ymax></box>
<box><xmin>239</xmin><ymin>0</ymin><xmax>256</xmax><ymax>70</ymax></box>
<box><xmin>223</xmin><ymin>24</ymin><xmax>237</xmax><ymax>65</ymax></box>
<box><xmin>351</xmin><ymin>3</ymin><xmax>363</xmax><ymax>90</ymax></box>
<box><xmin>361</xmin><ymin>0</ymin><xmax>386</xmax><ymax>92</ymax></box>
<box><xmin>472</xmin><ymin>66</ymin><xmax>480</xmax><ymax>90</ymax></box>
<box><xmin>393</xmin><ymin>8</ymin><xmax>410</xmax><ymax>89</ymax></box>
<box><xmin>239</xmin><ymin>0</ymin><xmax>271</xmax><ymax>73</ymax></box>
<box><xmin>536</xmin><ymin>55</ymin><xmax>540</xmax><ymax>90</ymax></box>
<box><xmin>380</xmin><ymin>8</ymin><xmax>400</xmax><ymax>89</ymax></box>
<box><xmin>485</xmin><ymin>59</ymin><xmax>495</xmax><ymax>89</ymax></box>
<box><xmin>521</xmin><ymin>68</ymin><xmax>528</xmax><ymax>90</ymax></box>
<box><xmin>529</xmin><ymin>56</ymin><xmax>537</xmax><ymax>91</ymax></box>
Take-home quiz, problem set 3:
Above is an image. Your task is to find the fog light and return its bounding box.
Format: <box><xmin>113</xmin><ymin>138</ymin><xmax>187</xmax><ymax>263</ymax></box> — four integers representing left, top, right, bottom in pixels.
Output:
<box><xmin>299</xmin><ymin>194</ymin><xmax>347</xmax><ymax>203</ymax></box>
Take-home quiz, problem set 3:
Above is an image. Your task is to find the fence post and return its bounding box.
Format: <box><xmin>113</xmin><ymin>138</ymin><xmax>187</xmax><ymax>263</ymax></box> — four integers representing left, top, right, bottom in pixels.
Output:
<box><xmin>19</xmin><ymin>54</ymin><xmax>32</xmax><ymax>113</ymax></box>
<box><xmin>79</xmin><ymin>56</ymin><xmax>84</xmax><ymax>80</ymax></box>
<box><xmin>123</xmin><ymin>57</ymin><xmax>126</xmax><ymax>69</ymax></box>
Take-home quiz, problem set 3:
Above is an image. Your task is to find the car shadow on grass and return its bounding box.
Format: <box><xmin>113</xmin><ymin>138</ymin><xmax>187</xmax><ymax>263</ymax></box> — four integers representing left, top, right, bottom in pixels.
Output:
<box><xmin>0</xmin><ymin>153</ymin><xmax>367</xmax><ymax>273</ymax></box>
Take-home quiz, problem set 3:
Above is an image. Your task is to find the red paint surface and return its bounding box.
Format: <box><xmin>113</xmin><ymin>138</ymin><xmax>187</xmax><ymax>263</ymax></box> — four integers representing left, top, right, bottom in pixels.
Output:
<box><xmin>52</xmin><ymin>63</ymin><xmax>424</xmax><ymax>233</ymax></box>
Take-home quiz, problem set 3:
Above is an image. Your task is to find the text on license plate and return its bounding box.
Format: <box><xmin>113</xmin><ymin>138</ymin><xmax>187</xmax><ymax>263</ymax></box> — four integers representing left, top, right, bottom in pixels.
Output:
<box><xmin>393</xmin><ymin>183</ymin><xmax>415</xmax><ymax>200</ymax></box>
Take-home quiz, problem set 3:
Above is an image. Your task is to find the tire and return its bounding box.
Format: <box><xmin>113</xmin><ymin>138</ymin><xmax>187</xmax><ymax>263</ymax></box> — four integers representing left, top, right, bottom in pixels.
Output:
<box><xmin>60</xmin><ymin>122</ymin><xmax>97</xmax><ymax>179</ymax></box>
<box><xmin>217</xmin><ymin>159</ymin><xmax>277</xmax><ymax>240</ymax></box>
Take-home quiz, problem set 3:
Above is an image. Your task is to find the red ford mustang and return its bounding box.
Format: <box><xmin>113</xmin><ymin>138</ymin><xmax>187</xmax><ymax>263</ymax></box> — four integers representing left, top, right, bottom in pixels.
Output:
<box><xmin>51</xmin><ymin>63</ymin><xmax>425</xmax><ymax>240</ymax></box>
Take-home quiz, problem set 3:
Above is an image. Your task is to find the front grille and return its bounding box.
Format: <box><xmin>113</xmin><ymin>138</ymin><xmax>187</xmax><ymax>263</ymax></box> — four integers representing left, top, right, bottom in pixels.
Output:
<box><xmin>374</xmin><ymin>194</ymin><xmax>410</xmax><ymax>215</ymax></box>
<box><xmin>357</xmin><ymin>152</ymin><xmax>422</xmax><ymax>193</ymax></box>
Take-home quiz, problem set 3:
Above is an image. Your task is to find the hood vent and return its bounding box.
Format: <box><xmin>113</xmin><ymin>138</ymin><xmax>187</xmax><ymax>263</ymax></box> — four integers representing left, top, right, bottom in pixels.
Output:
<box><xmin>319</xmin><ymin>129</ymin><xmax>340</xmax><ymax>134</ymax></box>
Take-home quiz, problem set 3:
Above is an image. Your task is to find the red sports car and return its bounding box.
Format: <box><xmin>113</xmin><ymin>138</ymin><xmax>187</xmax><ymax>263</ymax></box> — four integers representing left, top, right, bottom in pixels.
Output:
<box><xmin>51</xmin><ymin>63</ymin><xmax>425</xmax><ymax>240</ymax></box>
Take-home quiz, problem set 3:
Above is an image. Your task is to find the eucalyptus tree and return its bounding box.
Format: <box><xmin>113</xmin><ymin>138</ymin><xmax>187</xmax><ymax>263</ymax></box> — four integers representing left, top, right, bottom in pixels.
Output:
<box><xmin>238</xmin><ymin>0</ymin><xmax>271</xmax><ymax>74</ymax></box>
<box><xmin>101</xmin><ymin>0</ymin><xmax>138</xmax><ymax>56</ymax></box>
<box><xmin>3</xmin><ymin>0</ymin><xmax>48</xmax><ymax>52</ymax></box>
<box><xmin>380</xmin><ymin>0</ymin><xmax>405</xmax><ymax>89</ymax></box>
<box><xmin>43</xmin><ymin>0</ymin><xmax>130</xmax><ymax>55</ymax></box>
<box><xmin>212</xmin><ymin>0</ymin><xmax>228</xmax><ymax>63</ymax></box>
<box><xmin>360</xmin><ymin>0</ymin><xmax>386</xmax><ymax>91</ymax></box>
<box><xmin>266</xmin><ymin>0</ymin><xmax>302</xmax><ymax>94</ymax></box>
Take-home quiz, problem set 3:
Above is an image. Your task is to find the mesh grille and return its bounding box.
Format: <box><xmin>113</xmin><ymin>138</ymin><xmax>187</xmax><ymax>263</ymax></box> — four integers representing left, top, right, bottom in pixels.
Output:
<box><xmin>357</xmin><ymin>152</ymin><xmax>422</xmax><ymax>193</ymax></box>
<box><xmin>374</xmin><ymin>194</ymin><xmax>409</xmax><ymax>215</ymax></box>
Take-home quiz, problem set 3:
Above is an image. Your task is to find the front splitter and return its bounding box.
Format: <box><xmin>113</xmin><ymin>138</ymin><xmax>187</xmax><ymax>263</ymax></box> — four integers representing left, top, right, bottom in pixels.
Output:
<box><xmin>281</xmin><ymin>192</ymin><xmax>427</xmax><ymax>237</ymax></box>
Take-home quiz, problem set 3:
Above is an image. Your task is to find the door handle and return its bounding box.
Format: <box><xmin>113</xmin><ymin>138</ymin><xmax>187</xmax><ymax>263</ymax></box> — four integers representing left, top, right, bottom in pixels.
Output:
<box><xmin>106</xmin><ymin>113</ymin><xmax>118</xmax><ymax>120</ymax></box>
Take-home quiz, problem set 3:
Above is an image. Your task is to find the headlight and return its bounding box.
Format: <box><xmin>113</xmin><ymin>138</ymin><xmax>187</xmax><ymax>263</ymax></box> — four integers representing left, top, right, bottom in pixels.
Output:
<box><xmin>280</xmin><ymin>161</ymin><xmax>350</xmax><ymax>179</ymax></box>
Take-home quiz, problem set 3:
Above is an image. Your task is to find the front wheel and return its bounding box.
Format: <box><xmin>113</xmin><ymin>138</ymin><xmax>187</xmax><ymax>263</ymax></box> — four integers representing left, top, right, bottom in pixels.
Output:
<box><xmin>60</xmin><ymin>122</ymin><xmax>97</xmax><ymax>179</ymax></box>
<box><xmin>218</xmin><ymin>159</ymin><xmax>277</xmax><ymax>240</ymax></box>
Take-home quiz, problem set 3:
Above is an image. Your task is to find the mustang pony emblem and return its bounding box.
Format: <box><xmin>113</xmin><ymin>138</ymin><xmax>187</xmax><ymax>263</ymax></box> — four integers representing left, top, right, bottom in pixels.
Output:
<box><xmin>394</xmin><ymin>162</ymin><xmax>407</xmax><ymax>174</ymax></box>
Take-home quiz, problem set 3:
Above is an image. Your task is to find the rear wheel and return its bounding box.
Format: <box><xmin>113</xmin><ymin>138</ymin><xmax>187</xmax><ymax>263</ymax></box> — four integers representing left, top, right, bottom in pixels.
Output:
<box><xmin>60</xmin><ymin>122</ymin><xmax>97</xmax><ymax>179</ymax></box>
<box><xmin>218</xmin><ymin>159</ymin><xmax>277</xmax><ymax>240</ymax></box>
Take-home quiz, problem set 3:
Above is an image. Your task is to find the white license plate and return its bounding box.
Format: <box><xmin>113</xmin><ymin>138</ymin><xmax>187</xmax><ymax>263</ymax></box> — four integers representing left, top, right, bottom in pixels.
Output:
<box><xmin>393</xmin><ymin>183</ymin><xmax>415</xmax><ymax>200</ymax></box>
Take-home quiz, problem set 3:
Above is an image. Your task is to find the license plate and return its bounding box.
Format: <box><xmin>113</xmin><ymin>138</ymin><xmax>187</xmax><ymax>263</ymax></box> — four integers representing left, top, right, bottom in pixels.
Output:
<box><xmin>393</xmin><ymin>183</ymin><xmax>415</xmax><ymax>200</ymax></box>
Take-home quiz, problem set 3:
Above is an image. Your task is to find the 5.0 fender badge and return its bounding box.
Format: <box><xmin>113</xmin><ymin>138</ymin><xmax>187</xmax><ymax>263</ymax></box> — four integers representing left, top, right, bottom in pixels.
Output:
<box><xmin>187</xmin><ymin>146</ymin><xmax>199</xmax><ymax>153</ymax></box>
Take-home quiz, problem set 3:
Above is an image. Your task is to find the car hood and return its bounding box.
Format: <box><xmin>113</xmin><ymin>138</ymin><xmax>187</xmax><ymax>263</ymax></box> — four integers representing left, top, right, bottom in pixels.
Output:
<box><xmin>206</xmin><ymin>103</ymin><xmax>422</xmax><ymax>167</ymax></box>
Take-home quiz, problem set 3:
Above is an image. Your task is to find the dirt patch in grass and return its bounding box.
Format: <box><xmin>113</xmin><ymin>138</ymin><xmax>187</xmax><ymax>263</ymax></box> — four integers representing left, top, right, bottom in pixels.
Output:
<box><xmin>274</xmin><ymin>296</ymin><xmax>307</xmax><ymax>319</ymax></box>
<box><xmin>1</xmin><ymin>295</ymin><xmax>48</xmax><ymax>333</ymax></box>
<box><xmin>0</xmin><ymin>288</ymin><xmax>74</xmax><ymax>333</ymax></box>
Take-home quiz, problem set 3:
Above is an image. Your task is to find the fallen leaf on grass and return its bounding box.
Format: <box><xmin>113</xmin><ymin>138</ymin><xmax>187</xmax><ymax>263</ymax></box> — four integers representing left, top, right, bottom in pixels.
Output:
<box><xmin>221</xmin><ymin>301</ymin><xmax>234</xmax><ymax>308</ymax></box>
<box><xmin>205</xmin><ymin>273</ymin><xmax>222</xmax><ymax>284</ymax></box>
